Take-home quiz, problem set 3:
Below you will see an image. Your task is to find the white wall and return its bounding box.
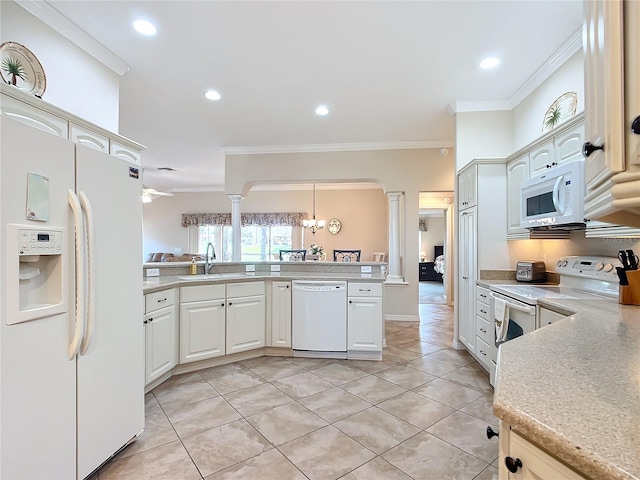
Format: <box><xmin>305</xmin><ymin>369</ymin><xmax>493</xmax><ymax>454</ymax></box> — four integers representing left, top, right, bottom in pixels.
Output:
<box><xmin>419</xmin><ymin>217</ymin><xmax>445</xmax><ymax>261</ymax></box>
<box><xmin>143</xmin><ymin>188</ymin><xmax>389</xmax><ymax>262</ymax></box>
<box><xmin>0</xmin><ymin>1</ymin><xmax>120</xmax><ymax>131</ymax></box>
<box><xmin>454</xmin><ymin>110</ymin><xmax>513</xmax><ymax>172</ymax></box>
<box><xmin>512</xmin><ymin>51</ymin><xmax>584</xmax><ymax>150</ymax></box>
<box><xmin>224</xmin><ymin>148</ymin><xmax>456</xmax><ymax>319</ymax></box>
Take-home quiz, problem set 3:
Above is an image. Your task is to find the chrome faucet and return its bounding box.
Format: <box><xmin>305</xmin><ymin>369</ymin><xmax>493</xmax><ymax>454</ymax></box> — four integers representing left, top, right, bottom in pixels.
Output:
<box><xmin>205</xmin><ymin>242</ymin><xmax>216</xmax><ymax>274</ymax></box>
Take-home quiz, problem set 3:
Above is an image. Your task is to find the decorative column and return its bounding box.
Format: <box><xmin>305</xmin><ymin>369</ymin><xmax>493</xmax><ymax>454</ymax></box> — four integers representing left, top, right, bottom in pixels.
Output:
<box><xmin>228</xmin><ymin>194</ymin><xmax>243</xmax><ymax>262</ymax></box>
<box><xmin>386</xmin><ymin>192</ymin><xmax>403</xmax><ymax>283</ymax></box>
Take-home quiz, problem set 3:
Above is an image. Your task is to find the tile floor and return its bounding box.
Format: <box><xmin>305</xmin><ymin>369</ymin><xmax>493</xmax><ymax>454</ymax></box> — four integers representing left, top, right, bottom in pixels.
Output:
<box><xmin>95</xmin><ymin>304</ymin><xmax>499</xmax><ymax>480</ymax></box>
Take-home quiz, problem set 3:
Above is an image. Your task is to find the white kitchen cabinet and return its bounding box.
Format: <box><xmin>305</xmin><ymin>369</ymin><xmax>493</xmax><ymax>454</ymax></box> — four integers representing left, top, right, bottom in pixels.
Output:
<box><xmin>458</xmin><ymin>206</ymin><xmax>477</xmax><ymax>353</ymax></box>
<box><xmin>584</xmin><ymin>0</ymin><xmax>640</xmax><ymax>228</ymax></box>
<box><xmin>499</xmin><ymin>428</ymin><xmax>586</xmax><ymax>479</ymax></box>
<box><xmin>555</xmin><ymin>122</ymin><xmax>585</xmax><ymax>166</ymax></box>
<box><xmin>69</xmin><ymin>124</ymin><xmax>109</xmax><ymax>153</ymax></box>
<box><xmin>538</xmin><ymin>306</ymin><xmax>571</xmax><ymax>328</ymax></box>
<box><xmin>226</xmin><ymin>282</ymin><xmax>266</xmax><ymax>355</ymax></box>
<box><xmin>144</xmin><ymin>288</ymin><xmax>177</xmax><ymax>385</ymax></box>
<box><xmin>474</xmin><ymin>286</ymin><xmax>495</xmax><ymax>372</ymax></box>
<box><xmin>506</xmin><ymin>154</ymin><xmax>530</xmax><ymax>239</ymax></box>
<box><xmin>528</xmin><ymin>140</ymin><xmax>554</xmax><ymax>176</ymax></box>
<box><xmin>456</xmin><ymin>160</ymin><xmax>508</xmax><ymax>364</ymax></box>
<box><xmin>180</xmin><ymin>284</ymin><xmax>226</xmax><ymax>363</ymax></box>
<box><xmin>270</xmin><ymin>281</ymin><xmax>292</xmax><ymax>348</ymax></box>
<box><xmin>458</xmin><ymin>163</ymin><xmax>477</xmax><ymax>209</ymax></box>
<box><xmin>347</xmin><ymin>282</ymin><xmax>383</xmax><ymax>358</ymax></box>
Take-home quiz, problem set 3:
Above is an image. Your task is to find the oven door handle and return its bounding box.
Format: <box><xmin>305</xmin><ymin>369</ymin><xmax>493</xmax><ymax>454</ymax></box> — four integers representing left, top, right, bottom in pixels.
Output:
<box><xmin>490</xmin><ymin>293</ymin><xmax>536</xmax><ymax>315</ymax></box>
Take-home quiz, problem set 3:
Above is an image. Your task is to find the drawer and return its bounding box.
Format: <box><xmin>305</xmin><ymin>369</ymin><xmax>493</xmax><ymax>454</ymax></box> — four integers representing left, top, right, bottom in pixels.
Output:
<box><xmin>227</xmin><ymin>281</ymin><xmax>265</xmax><ymax>298</ymax></box>
<box><xmin>476</xmin><ymin>316</ymin><xmax>493</xmax><ymax>345</ymax></box>
<box><xmin>145</xmin><ymin>288</ymin><xmax>176</xmax><ymax>313</ymax></box>
<box><xmin>476</xmin><ymin>300</ymin><xmax>490</xmax><ymax>320</ymax></box>
<box><xmin>181</xmin><ymin>284</ymin><xmax>225</xmax><ymax>303</ymax></box>
<box><xmin>475</xmin><ymin>336</ymin><xmax>492</xmax><ymax>368</ymax></box>
<box><xmin>348</xmin><ymin>282</ymin><xmax>383</xmax><ymax>297</ymax></box>
<box><xmin>476</xmin><ymin>286</ymin><xmax>490</xmax><ymax>304</ymax></box>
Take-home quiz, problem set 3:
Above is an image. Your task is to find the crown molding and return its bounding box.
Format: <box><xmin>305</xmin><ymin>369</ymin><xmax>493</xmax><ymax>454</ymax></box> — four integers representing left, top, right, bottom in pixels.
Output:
<box><xmin>509</xmin><ymin>28</ymin><xmax>582</xmax><ymax>107</ymax></box>
<box><xmin>170</xmin><ymin>182</ymin><xmax>382</xmax><ymax>193</ymax></box>
<box><xmin>15</xmin><ymin>0</ymin><xmax>130</xmax><ymax>75</ymax></box>
<box><xmin>448</xmin><ymin>28</ymin><xmax>583</xmax><ymax>114</ymax></box>
<box><xmin>447</xmin><ymin>100</ymin><xmax>512</xmax><ymax>114</ymax></box>
<box><xmin>222</xmin><ymin>140</ymin><xmax>452</xmax><ymax>155</ymax></box>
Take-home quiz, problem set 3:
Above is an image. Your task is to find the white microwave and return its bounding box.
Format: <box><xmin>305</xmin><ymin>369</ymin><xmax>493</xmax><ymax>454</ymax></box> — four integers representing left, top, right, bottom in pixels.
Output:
<box><xmin>520</xmin><ymin>160</ymin><xmax>585</xmax><ymax>229</ymax></box>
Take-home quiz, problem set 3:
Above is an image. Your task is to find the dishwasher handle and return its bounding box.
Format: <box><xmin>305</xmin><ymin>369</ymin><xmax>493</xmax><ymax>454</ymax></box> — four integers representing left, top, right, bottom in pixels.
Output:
<box><xmin>293</xmin><ymin>284</ymin><xmax>346</xmax><ymax>292</ymax></box>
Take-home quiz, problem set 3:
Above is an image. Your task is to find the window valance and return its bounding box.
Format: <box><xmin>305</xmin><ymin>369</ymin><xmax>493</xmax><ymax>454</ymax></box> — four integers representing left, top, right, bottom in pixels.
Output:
<box><xmin>182</xmin><ymin>212</ymin><xmax>308</xmax><ymax>227</ymax></box>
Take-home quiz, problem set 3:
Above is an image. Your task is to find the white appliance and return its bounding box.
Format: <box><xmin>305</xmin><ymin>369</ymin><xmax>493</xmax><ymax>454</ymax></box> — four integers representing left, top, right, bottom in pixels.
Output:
<box><xmin>520</xmin><ymin>160</ymin><xmax>586</xmax><ymax>229</ymax></box>
<box><xmin>1</xmin><ymin>117</ymin><xmax>144</xmax><ymax>479</ymax></box>
<box><xmin>489</xmin><ymin>255</ymin><xmax>621</xmax><ymax>384</ymax></box>
<box><xmin>292</xmin><ymin>280</ymin><xmax>347</xmax><ymax>356</ymax></box>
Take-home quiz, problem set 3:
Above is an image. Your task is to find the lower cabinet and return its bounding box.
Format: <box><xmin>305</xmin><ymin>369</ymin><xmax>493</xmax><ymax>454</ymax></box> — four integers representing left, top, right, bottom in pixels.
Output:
<box><xmin>500</xmin><ymin>427</ymin><xmax>586</xmax><ymax>479</ymax></box>
<box><xmin>144</xmin><ymin>288</ymin><xmax>177</xmax><ymax>385</ymax></box>
<box><xmin>347</xmin><ymin>282</ymin><xmax>383</xmax><ymax>356</ymax></box>
<box><xmin>226</xmin><ymin>294</ymin><xmax>266</xmax><ymax>354</ymax></box>
<box><xmin>180</xmin><ymin>284</ymin><xmax>226</xmax><ymax>363</ymax></box>
<box><xmin>180</xmin><ymin>299</ymin><xmax>226</xmax><ymax>363</ymax></box>
<box><xmin>144</xmin><ymin>305</ymin><xmax>176</xmax><ymax>384</ymax></box>
<box><xmin>270</xmin><ymin>281</ymin><xmax>292</xmax><ymax>347</ymax></box>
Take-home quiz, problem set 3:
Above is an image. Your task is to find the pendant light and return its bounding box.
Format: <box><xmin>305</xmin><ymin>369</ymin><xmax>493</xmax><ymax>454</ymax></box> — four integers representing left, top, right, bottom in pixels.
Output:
<box><xmin>302</xmin><ymin>183</ymin><xmax>325</xmax><ymax>235</ymax></box>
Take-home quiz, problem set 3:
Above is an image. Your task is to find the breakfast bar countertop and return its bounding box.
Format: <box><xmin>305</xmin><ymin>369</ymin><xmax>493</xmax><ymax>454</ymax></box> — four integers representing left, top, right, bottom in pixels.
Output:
<box><xmin>493</xmin><ymin>297</ymin><xmax>640</xmax><ymax>480</ymax></box>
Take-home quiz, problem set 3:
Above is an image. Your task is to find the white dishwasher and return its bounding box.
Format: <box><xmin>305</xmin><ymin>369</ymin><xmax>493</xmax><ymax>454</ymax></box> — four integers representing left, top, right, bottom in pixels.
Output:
<box><xmin>292</xmin><ymin>280</ymin><xmax>347</xmax><ymax>356</ymax></box>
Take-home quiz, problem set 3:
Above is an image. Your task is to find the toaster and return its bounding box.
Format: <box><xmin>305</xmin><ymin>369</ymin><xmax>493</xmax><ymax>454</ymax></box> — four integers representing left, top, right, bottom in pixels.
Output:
<box><xmin>516</xmin><ymin>261</ymin><xmax>547</xmax><ymax>282</ymax></box>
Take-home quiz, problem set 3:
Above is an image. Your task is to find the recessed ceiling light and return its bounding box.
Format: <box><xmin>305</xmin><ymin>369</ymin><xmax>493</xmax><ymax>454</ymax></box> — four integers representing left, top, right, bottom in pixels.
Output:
<box><xmin>133</xmin><ymin>20</ymin><xmax>157</xmax><ymax>36</ymax></box>
<box><xmin>315</xmin><ymin>105</ymin><xmax>329</xmax><ymax>116</ymax></box>
<box><xmin>205</xmin><ymin>90</ymin><xmax>221</xmax><ymax>101</ymax></box>
<box><xmin>480</xmin><ymin>57</ymin><xmax>500</xmax><ymax>69</ymax></box>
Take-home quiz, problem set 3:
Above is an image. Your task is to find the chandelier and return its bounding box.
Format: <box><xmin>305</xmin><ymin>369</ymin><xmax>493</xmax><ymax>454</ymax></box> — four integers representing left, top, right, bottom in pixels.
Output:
<box><xmin>302</xmin><ymin>183</ymin><xmax>325</xmax><ymax>235</ymax></box>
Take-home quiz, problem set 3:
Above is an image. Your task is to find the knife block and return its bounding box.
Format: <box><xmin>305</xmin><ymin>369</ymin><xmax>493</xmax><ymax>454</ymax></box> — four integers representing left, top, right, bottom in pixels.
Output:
<box><xmin>619</xmin><ymin>270</ymin><xmax>640</xmax><ymax>305</ymax></box>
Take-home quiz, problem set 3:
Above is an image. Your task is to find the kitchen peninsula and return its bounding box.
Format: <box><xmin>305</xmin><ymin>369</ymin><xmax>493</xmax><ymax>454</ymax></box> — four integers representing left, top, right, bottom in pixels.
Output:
<box><xmin>143</xmin><ymin>260</ymin><xmax>386</xmax><ymax>392</ymax></box>
<box><xmin>493</xmin><ymin>298</ymin><xmax>640</xmax><ymax>480</ymax></box>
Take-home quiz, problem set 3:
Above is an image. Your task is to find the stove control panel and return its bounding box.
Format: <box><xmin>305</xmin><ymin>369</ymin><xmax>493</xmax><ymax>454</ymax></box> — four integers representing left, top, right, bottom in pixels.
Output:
<box><xmin>555</xmin><ymin>256</ymin><xmax>621</xmax><ymax>282</ymax></box>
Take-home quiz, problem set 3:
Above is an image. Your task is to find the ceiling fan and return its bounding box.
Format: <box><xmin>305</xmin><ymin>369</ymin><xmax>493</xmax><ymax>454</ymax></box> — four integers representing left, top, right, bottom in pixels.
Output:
<box><xmin>142</xmin><ymin>186</ymin><xmax>174</xmax><ymax>203</ymax></box>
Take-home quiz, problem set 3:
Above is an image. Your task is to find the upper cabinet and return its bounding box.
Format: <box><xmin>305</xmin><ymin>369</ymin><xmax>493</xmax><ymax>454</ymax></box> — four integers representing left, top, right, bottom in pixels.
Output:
<box><xmin>458</xmin><ymin>163</ymin><xmax>477</xmax><ymax>210</ymax></box>
<box><xmin>506</xmin><ymin>154</ymin><xmax>530</xmax><ymax>238</ymax></box>
<box><xmin>583</xmin><ymin>0</ymin><xmax>640</xmax><ymax>228</ymax></box>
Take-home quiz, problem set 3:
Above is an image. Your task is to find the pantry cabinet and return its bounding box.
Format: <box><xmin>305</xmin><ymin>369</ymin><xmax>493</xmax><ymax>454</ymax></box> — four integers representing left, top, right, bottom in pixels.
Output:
<box><xmin>144</xmin><ymin>288</ymin><xmax>177</xmax><ymax>385</ymax></box>
<box><xmin>458</xmin><ymin>164</ymin><xmax>477</xmax><ymax>209</ymax></box>
<box><xmin>583</xmin><ymin>0</ymin><xmax>640</xmax><ymax>228</ymax></box>
<box><xmin>457</xmin><ymin>160</ymin><xmax>509</xmax><ymax>363</ymax></box>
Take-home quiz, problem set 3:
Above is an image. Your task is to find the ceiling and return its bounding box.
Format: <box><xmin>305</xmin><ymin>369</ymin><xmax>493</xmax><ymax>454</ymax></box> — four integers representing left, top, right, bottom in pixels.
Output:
<box><xmin>40</xmin><ymin>1</ymin><xmax>583</xmax><ymax>192</ymax></box>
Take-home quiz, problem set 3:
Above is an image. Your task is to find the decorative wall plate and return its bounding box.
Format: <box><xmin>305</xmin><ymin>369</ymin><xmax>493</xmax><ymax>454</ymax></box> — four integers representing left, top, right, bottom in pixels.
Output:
<box><xmin>542</xmin><ymin>91</ymin><xmax>577</xmax><ymax>132</ymax></box>
<box><xmin>0</xmin><ymin>42</ymin><xmax>46</xmax><ymax>98</ymax></box>
<box><xmin>328</xmin><ymin>218</ymin><xmax>342</xmax><ymax>235</ymax></box>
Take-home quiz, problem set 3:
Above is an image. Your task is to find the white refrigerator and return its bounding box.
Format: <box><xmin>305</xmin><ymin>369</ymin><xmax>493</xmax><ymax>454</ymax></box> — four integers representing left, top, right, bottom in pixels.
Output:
<box><xmin>0</xmin><ymin>116</ymin><xmax>144</xmax><ymax>479</ymax></box>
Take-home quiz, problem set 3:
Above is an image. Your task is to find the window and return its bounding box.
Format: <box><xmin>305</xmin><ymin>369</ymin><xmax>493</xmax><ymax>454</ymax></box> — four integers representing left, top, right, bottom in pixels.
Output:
<box><xmin>196</xmin><ymin>225</ymin><xmax>294</xmax><ymax>261</ymax></box>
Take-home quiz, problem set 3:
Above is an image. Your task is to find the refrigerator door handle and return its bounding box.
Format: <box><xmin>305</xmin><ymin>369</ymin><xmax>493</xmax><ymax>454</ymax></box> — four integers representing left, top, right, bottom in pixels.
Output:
<box><xmin>79</xmin><ymin>191</ymin><xmax>95</xmax><ymax>355</ymax></box>
<box><xmin>68</xmin><ymin>189</ymin><xmax>86</xmax><ymax>360</ymax></box>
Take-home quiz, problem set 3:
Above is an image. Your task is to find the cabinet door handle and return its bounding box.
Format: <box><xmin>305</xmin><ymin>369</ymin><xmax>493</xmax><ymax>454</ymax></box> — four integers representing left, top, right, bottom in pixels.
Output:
<box><xmin>582</xmin><ymin>141</ymin><xmax>604</xmax><ymax>157</ymax></box>
<box><xmin>486</xmin><ymin>426</ymin><xmax>499</xmax><ymax>439</ymax></box>
<box><xmin>480</xmin><ymin>328</ymin><xmax>486</xmax><ymax>333</ymax></box>
<box><xmin>148</xmin><ymin>317</ymin><xmax>153</xmax><ymax>322</ymax></box>
<box><xmin>462</xmin><ymin>276</ymin><xmax>468</xmax><ymax>280</ymax></box>
<box><xmin>479</xmin><ymin>350</ymin><xmax>486</xmax><ymax>356</ymax></box>
<box><xmin>157</xmin><ymin>298</ymin><xmax>167</xmax><ymax>303</ymax></box>
<box><xmin>480</xmin><ymin>309</ymin><xmax>487</xmax><ymax>314</ymax></box>
<box><xmin>632</xmin><ymin>116</ymin><xmax>640</xmax><ymax>134</ymax></box>
<box><xmin>505</xmin><ymin>457</ymin><xmax>522</xmax><ymax>473</ymax></box>
<box><xmin>143</xmin><ymin>320</ymin><xmax>148</xmax><ymax>324</ymax></box>
<box><xmin>480</xmin><ymin>294</ymin><xmax>487</xmax><ymax>298</ymax></box>
<box><xmin>359</xmin><ymin>289</ymin><xmax>371</xmax><ymax>292</ymax></box>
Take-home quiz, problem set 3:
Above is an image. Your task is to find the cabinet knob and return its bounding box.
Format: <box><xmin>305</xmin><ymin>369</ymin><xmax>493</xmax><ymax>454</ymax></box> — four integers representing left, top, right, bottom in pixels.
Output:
<box><xmin>632</xmin><ymin>116</ymin><xmax>640</xmax><ymax>135</ymax></box>
<box><xmin>143</xmin><ymin>320</ymin><xmax>148</xmax><ymax>324</ymax></box>
<box><xmin>462</xmin><ymin>276</ymin><xmax>468</xmax><ymax>280</ymax></box>
<box><xmin>349</xmin><ymin>300</ymin><xmax>352</xmax><ymax>303</ymax></box>
<box><xmin>582</xmin><ymin>141</ymin><xmax>604</xmax><ymax>158</ymax></box>
<box><xmin>480</xmin><ymin>309</ymin><xmax>487</xmax><ymax>314</ymax></box>
<box><xmin>221</xmin><ymin>303</ymin><xmax>225</xmax><ymax>307</ymax></box>
<box><xmin>505</xmin><ymin>456</ymin><xmax>523</xmax><ymax>473</ymax></box>
<box><xmin>286</xmin><ymin>285</ymin><xmax>289</xmax><ymax>288</ymax></box>
<box><xmin>228</xmin><ymin>302</ymin><xmax>232</xmax><ymax>306</ymax></box>
<box><xmin>486</xmin><ymin>426</ymin><xmax>499</xmax><ymax>439</ymax></box>
<box><xmin>148</xmin><ymin>317</ymin><xmax>153</xmax><ymax>322</ymax></box>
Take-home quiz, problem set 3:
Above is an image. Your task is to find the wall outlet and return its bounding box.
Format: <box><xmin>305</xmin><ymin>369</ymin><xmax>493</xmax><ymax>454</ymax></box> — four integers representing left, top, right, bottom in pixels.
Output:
<box><xmin>361</xmin><ymin>266</ymin><xmax>372</xmax><ymax>273</ymax></box>
<box><xmin>540</xmin><ymin>254</ymin><xmax>546</xmax><ymax>261</ymax></box>
<box><xmin>245</xmin><ymin>264</ymin><xmax>256</xmax><ymax>272</ymax></box>
<box><xmin>146</xmin><ymin>268</ymin><xmax>160</xmax><ymax>277</ymax></box>
<box><xmin>271</xmin><ymin>264</ymin><xmax>281</xmax><ymax>272</ymax></box>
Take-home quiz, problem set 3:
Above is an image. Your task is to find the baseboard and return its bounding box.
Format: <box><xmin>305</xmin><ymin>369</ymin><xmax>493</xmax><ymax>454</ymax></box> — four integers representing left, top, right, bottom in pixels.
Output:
<box><xmin>385</xmin><ymin>314</ymin><xmax>420</xmax><ymax>322</ymax></box>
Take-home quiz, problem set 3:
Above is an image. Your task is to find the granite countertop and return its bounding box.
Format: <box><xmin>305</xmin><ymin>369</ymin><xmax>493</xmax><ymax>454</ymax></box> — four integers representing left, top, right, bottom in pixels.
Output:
<box><xmin>493</xmin><ymin>297</ymin><xmax>640</xmax><ymax>480</ymax></box>
<box><xmin>143</xmin><ymin>271</ymin><xmax>386</xmax><ymax>294</ymax></box>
